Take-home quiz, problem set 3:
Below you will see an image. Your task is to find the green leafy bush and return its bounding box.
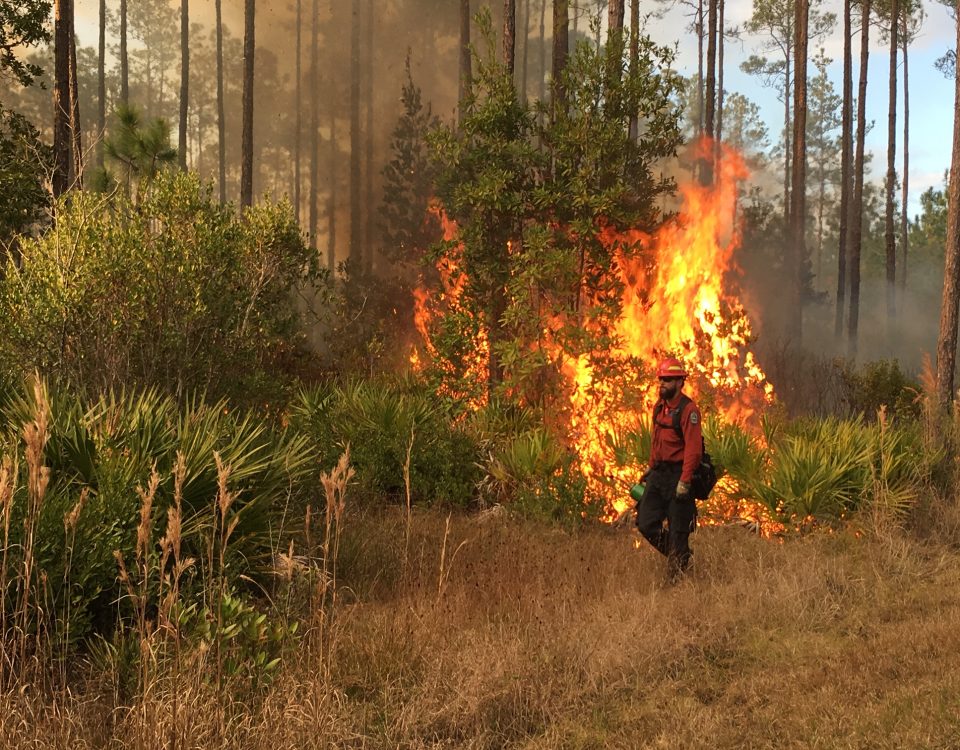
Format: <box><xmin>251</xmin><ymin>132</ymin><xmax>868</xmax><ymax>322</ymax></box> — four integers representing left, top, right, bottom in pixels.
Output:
<box><xmin>0</xmin><ymin>171</ymin><xmax>321</xmax><ymax>405</ymax></box>
<box><xmin>0</xmin><ymin>378</ymin><xmax>317</xmax><ymax>644</ymax></box>
<box><xmin>840</xmin><ymin>359</ymin><xmax>920</xmax><ymax>420</ymax></box>
<box><xmin>290</xmin><ymin>378</ymin><xmax>480</xmax><ymax>507</ymax></box>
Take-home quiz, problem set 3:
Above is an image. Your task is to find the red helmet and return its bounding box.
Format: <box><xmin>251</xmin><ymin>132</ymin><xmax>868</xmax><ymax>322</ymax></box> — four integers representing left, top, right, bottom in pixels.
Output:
<box><xmin>656</xmin><ymin>357</ymin><xmax>687</xmax><ymax>379</ymax></box>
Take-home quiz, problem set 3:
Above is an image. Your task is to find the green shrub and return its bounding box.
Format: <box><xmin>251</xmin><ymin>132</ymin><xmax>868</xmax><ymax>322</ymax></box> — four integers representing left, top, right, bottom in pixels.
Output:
<box><xmin>0</xmin><ymin>378</ymin><xmax>317</xmax><ymax>645</ymax></box>
<box><xmin>0</xmin><ymin>171</ymin><xmax>322</xmax><ymax>405</ymax></box>
<box><xmin>290</xmin><ymin>378</ymin><xmax>480</xmax><ymax>507</ymax></box>
<box><xmin>840</xmin><ymin>359</ymin><xmax>920</xmax><ymax>420</ymax></box>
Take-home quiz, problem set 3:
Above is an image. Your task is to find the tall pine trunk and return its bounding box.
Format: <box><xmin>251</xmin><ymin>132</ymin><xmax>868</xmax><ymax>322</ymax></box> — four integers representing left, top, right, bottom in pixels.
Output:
<box><xmin>504</xmin><ymin>0</ymin><xmax>516</xmax><ymax>76</ymax></box>
<box><xmin>789</xmin><ymin>0</ymin><xmax>809</xmax><ymax>342</ymax></box>
<box><xmin>936</xmin><ymin>2</ymin><xmax>960</xmax><ymax>406</ymax></box>
<box><xmin>716</xmin><ymin>0</ymin><xmax>724</xmax><ymax>144</ymax></box>
<box><xmin>69</xmin><ymin>20</ymin><xmax>82</xmax><ymax>186</ymax></box>
<box><xmin>520</xmin><ymin>0</ymin><xmax>529</xmax><ymax>102</ymax></box>
<box><xmin>703</xmin><ymin>0</ymin><xmax>717</xmax><ymax>185</ymax></box>
<box><xmin>459</xmin><ymin>0</ymin><xmax>472</xmax><ymax>126</ymax></box>
<box><xmin>328</xmin><ymin>95</ymin><xmax>337</xmax><ymax>272</ymax></box>
<box><xmin>900</xmin><ymin>10</ymin><xmax>910</xmax><ymax>295</ymax></box>
<box><xmin>97</xmin><ymin>0</ymin><xmax>105</xmax><ymax>170</ymax></box>
<box><xmin>628</xmin><ymin>0</ymin><xmax>639</xmax><ymax>140</ymax></box>
<box><xmin>608</xmin><ymin>0</ymin><xmax>624</xmax><ymax>35</ymax></box>
<box><xmin>179</xmin><ymin>0</ymin><xmax>189</xmax><ymax>170</ymax></box>
<box><xmin>848</xmin><ymin>0</ymin><xmax>871</xmax><ymax>358</ymax></box>
<box><xmin>215</xmin><ymin>0</ymin><xmax>226</xmax><ymax>203</ymax></box>
<box><xmin>835</xmin><ymin>0</ymin><xmax>853</xmax><ymax>338</ymax></box>
<box><xmin>120</xmin><ymin>0</ymin><xmax>128</xmax><ymax>105</ymax></box>
<box><xmin>783</xmin><ymin>35</ymin><xmax>792</xmax><ymax>227</ymax></box>
<box><xmin>552</xmin><ymin>0</ymin><xmax>569</xmax><ymax>122</ymax></box>
<box><xmin>538</xmin><ymin>0</ymin><xmax>545</xmax><ymax>102</ymax></box>
<box><xmin>696</xmin><ymin>0</ymin><xmax>703</xmax><ymax>137</ymax></box>
<box><xmin>240</xmin><ymin>0</ymin><xmax>255</xmax><ymax>208</ymax></box>
<box><xmin>53</xmin><ymin>0</ymin><xmax>72</xmax><ymax>197</ymax></box>
<box><xmin>365</xmin><ymin>0</ymin><xmax>374</xmax><ymax>272</ymax></box>
<box><xmin>309</xmin><ymin>0</ymin><xmax>319</xmax><ymax>248</ymax></box>
<box><xmin>294</xmin><ymin>0</ymin><xmax>302</xmax><ymax>221</ymax></box>
<box><xmin>349</xmin><ymin>1</ymin><xmax>361</xmax><ymax>262</ymax></box>
<box><xmin>884</xmin><ymin>0</ymin><xmax>898</xmax><ymax>328</ymax></box>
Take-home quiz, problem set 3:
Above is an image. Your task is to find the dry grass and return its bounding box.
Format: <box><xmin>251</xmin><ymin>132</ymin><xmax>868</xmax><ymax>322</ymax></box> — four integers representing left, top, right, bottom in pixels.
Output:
<box><xmin>3</xmin><ymin>502</ymin><xmax>960</xmax><ymax>749</ymax></box>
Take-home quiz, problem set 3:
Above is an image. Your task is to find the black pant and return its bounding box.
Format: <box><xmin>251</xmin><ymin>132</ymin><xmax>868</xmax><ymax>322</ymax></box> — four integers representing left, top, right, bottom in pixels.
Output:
<box><xmin>635</xmin><ymin>463</ymin><xmax>697</xmax><ymax>573</ymax></box>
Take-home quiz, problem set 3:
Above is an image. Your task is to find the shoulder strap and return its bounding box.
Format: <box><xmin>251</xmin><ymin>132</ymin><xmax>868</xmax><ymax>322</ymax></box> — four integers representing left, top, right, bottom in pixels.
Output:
<box><xmin>655</xmin><ymin>395</ymin><xmax>691</xmax><ymax>444</ymax></box>
<box><xmin>671</xmin><ymin>394</ymin><xmax>692</xmax><ymax>443</ymax></box>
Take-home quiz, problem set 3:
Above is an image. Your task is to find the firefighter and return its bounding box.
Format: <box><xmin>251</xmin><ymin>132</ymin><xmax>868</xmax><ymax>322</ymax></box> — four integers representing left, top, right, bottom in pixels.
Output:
<box><xmin>635</xmin><ymin>357</ymin><xmax>703</xmax><ymax>579</ymax></box>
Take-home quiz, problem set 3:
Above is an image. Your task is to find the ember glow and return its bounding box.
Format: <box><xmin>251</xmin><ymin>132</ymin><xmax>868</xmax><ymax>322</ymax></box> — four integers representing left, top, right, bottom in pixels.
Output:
<box><xmin>413</xmin><ymin>143</ymin><xmax>778</xmax><ymax>530</ymax></box>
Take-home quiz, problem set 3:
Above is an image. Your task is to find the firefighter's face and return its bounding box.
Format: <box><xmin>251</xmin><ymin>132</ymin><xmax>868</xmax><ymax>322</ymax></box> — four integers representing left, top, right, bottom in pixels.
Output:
<box><xmin>659</xmin><ymin>376</ymin><xmax>683</xmax><ymax>400</ymax></box>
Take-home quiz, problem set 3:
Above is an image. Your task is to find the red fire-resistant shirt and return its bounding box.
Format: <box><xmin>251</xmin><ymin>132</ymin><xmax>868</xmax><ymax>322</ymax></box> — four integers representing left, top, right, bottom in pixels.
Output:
<box><xmin>649</xmin><ymin>392</ymin><xmax>703</xmax><ymax>484</ymax></box>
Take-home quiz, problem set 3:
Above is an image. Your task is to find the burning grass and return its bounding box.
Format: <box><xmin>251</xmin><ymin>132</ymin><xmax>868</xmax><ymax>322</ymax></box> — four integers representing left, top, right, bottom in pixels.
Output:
<box><xmin>5</xmin><ymin>504</ymin><xmax>960</xmax><ymax>748</ymax></box>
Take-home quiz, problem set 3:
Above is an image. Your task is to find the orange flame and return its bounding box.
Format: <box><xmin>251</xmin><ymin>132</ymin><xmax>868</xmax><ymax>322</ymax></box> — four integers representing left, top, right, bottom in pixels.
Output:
<box><xmin>559</xmin><ymin>143</ymin><xmax>776</xmax><ymax>526</ymax></box>
<box><xmin>409</xmin><ymin>201</ymin><xmax>489</xmax><ymax>408</ymax></box>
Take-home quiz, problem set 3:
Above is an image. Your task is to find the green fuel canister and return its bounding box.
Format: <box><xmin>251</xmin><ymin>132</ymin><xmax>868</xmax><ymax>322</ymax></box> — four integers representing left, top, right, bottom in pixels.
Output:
<box><xmin>629</xmin><ymin>483</ymin><xmax>645</xmax><ymax>503</ymax></box>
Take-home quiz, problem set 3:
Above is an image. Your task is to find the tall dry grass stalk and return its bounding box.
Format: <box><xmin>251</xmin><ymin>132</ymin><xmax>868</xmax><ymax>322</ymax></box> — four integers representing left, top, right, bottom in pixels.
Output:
<box><xmin>403</xmin><ymin>424</ymin><xmax>415</xmax><ymax>562</ymax></box>
<box><xmin>0</xmin><ymin>454</ymin><xmax>18</xmax><ymax>689</ymax></box>
<box><xmin>316</xmin><ymin>448</ymin><xmax>353</xmax><ymax>674</ymax></box>
<box><xmin>10</xmin><ymin>377</ymin><xmax>51</xmax><ymax>686</ymax></box>
<box><xmin>60</xmin><ymin>486</ymin><xmax>89</xmax><ymax>683</ymax></box>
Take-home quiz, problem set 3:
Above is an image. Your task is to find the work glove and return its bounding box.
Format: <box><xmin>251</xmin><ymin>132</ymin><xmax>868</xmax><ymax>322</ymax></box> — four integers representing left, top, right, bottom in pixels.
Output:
<box><xmin>675</xmin><ymin>480</ymin><xmax>691</xmax><ymax>500</ymax></box>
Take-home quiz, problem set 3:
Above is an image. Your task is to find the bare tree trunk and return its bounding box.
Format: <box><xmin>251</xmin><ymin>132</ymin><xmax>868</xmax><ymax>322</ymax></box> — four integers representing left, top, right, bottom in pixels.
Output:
<box><xmin>520</xmin><ymin>0</ymin><xmax>529</xmax><ymax>102</ymax></box>
<box><xmin>848</xmin><ymin>0</ymin><xmax>871</xmax><ymax>358</ymax></box>
<box><xmin>628</xmin><ymin>0</ymin><xmax>639</xmax><ymax>140</ymax></box>
<box><xmin>216</xmin><ymin>0</ymin><xmax>226</xmax><ymax>203</ymax></box>
<box><xmin>69</xmin><ymin>20</ymin><xmax>82</xmax><ymax>187</ymax></box>
<box><xmin>703</xmin><ymin>0</ymin><xmax>717</xmax><ymax>185</ymax></box>
<box><xmin>365</xmin><ymin>0</ymin><xmax>374</xmax><ymax>272</ymax></box>
<box><xmin>900</xmin><ymin>9</ymin><xmax>910</xmax><ymax>295</ymax></box>
<box><xmin>884</xmin><ymin>0</ymin><xmax>898</xmax><ymax>329</ymax></box>
<box><xmin>538</xmin><ymin>0</ymin><xmax>545</xmax><ymax>102</ymax></box>
<box><xmin>936</xmin><ymin>8</ymin><xmax>960</xmax><ymax>406</ymax></box>
<box><xmin>294</xmin><ymin>0</ymin><xmax>302</xmax><ymax>221</ymax></box>
<box><xmin>835</xmin><ymin>0</ymin><xmax>852</xmax><ymax>338</ymax></box>
<box><xmin>309</xmin><ymin>0</ymin><xmax>319</xmax><ymax>247</ymax></box>
<box><xmin>240</xmin><ymin>0</ymin><xmax>255</xmax><ymax>208</ymax></box>
<box><xmin>350</xmin><ymin>1</ymin><xmax>362</xmax><ymax>263</ymax></box>
<box><xmin>608</xmin><ymin>0</ymin><xmax>624</xmax><ymax>36</ymax></box>
<box><xmin>552</xmin><ymin>0</ymin><xmax>569</xmax><ymax>121</ymax></box>
<box><xmin>783</xmin><ymin>42</ymin><xmax>792</xmax><ymax>227</ymax></box>
<box><xmin>459</xmin><ymin>0</ymin><xmax>472</xmax><ymax>126</ymax></box>
<box><xmin>696</xmin><ymin>0</ymin><xmax>703</xmax><ymax>137</ymax></box>
<box><xmin>328</xmin><ymin>104</ymin><xmax>337</xmax><ymax>272</ymax></box>
<box><xmin>504</xmin><ymin>0</ymin><xmax>516</xmax><ymax>76</ymax></box>
<box><xmin>789</xmin><ymin>0</ymin><xmax>808</xmax><ymax>343</ymax></box>
<box><xmin>53</xmin><ymin>0</ymin><xmax>72</xmax><ymax>198</ymax></box>
<box><xmin>716</xmin><ymin>0</ymin><xmax>724</xmax><ymax>144</ymax></box>
<box><xmin>120</xmin><ymin>0</ymin><xmax>128</xmax><ymax>105</ymax></box>
<box><xmin>97</xmin><ymin>0</ymin><xmax>105</xmax><ymax>170</ymax></box>
<box><xmin>179</xmin><ymin>0</ymin><xmax>189</xmax><ymax>170</ymax></box>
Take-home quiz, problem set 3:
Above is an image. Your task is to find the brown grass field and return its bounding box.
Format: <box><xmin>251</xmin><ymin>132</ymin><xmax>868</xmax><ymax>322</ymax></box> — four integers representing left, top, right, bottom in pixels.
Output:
<box><xmin>3</xmin><ymin>502</ymin><xmax>960</xmax><ymax>749</ymax></box>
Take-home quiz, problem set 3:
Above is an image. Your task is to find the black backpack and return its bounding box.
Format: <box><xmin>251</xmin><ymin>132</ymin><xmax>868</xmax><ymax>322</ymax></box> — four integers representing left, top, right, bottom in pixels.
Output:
<box><xmin>653</xmin><ymin>395</ymin><xmax>719</xmax><ymax>500</ymax></box>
